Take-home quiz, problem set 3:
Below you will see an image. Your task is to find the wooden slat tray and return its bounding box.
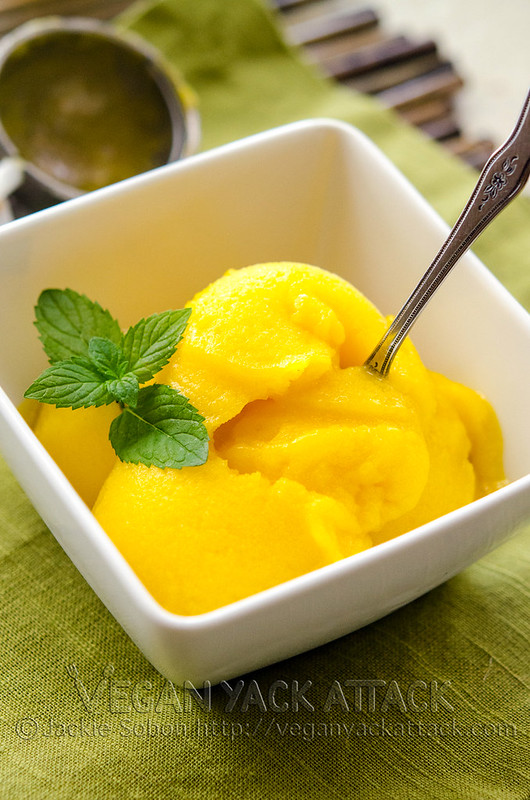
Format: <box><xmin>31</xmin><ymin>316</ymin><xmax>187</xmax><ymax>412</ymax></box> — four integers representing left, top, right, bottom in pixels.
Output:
<box><xmin>275</xmin><ymin>0</ymin><xmax>495</xmax><ymax>170</ymax></box>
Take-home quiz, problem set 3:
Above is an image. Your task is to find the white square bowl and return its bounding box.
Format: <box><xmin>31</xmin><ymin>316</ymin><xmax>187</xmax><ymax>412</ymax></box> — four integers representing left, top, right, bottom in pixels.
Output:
<box><xmin>0</xmin><ymin>120</ymin><xmax>529</xmax><ymax>686</ymax></box>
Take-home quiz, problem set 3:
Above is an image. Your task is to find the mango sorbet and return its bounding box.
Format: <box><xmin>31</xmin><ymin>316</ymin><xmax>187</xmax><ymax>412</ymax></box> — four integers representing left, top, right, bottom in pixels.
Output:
<box><xmin>30</xmin><ymin>263</ymin><xmax>505</xmax><ymax>615</ymax></box>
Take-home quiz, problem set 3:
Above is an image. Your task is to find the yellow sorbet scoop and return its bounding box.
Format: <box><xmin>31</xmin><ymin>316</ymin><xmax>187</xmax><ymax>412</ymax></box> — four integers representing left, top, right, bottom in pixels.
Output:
<box><xmin>89</xmin><ymin>262</ymin><xmax>505</xmax><ymax>614</ymax></box>
<box><xmin>28</xmin><ymin>262</ymin><xmax>505</xmax><ymax>615</ymax></box>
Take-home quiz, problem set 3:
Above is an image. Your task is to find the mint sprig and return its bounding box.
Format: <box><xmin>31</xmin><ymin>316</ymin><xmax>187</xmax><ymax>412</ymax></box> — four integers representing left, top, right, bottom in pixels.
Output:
<box><xmin>25</xmin><ymin>289</ymin><xmax>208</xmax><ymax>470</ymax></box>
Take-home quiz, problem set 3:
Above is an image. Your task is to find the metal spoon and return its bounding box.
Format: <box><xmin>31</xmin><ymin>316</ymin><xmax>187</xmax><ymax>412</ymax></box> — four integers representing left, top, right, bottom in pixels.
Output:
<box><xmin>365</xmin><ymin>89</ymin><xmax>530</xmax><ymax>377</ymax></box>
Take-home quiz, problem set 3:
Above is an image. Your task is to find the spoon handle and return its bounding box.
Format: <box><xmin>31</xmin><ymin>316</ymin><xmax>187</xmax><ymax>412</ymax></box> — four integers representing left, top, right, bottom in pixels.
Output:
<box><xmin>365</xmin><ymin>89</ymin><xmax>530</xmax><ymax>377</ymax></box>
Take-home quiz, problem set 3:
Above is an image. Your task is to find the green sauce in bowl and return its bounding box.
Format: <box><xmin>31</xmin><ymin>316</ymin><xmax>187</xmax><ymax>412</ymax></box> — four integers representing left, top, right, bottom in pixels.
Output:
<box><xmin>0</xmin><ymin>18</ymin><xmax>189</xmax><ymax>199</ymax></box>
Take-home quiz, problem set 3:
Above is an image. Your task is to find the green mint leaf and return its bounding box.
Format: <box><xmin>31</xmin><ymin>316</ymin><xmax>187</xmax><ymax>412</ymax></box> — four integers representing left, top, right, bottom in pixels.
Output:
<box><xmin>122</xmin><ymin>308</ymin><xmax>191</xmax><ymax>382</ymax></box>
<box><xmin>88</xmin><ymin>337</ymin><xmax>129</xmax><ymax>380</ymax></box>
<box><xmin>24</xmin><ymin>357</ymin><xmax>115</xmax><ymax>409</ymax></box>
<box><xmin>106</xmin><ymin>374</ymin><xmax>140</xmax><ymax>407</ymax></box>
<box><xmin>27</xmin><ymin>289</ymin><xmax>208</xmax><ymax>471</ymax></box>
<box><xmin>109</xmin><ymin>383</ymin><xmax>208</xmax><ymax>469</ymax></box>
<box><xmin>35</xmin><ymin>288</ymin><xmax>122</xmax><ymax>364</ymax></box>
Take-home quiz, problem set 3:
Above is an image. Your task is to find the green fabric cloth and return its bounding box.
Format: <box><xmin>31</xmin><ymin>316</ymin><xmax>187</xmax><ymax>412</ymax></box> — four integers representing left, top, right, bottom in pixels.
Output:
<box><xmin>1</xmin><ymin>1</ymin><xmax>529</xmax><ymax>797</ymax></box>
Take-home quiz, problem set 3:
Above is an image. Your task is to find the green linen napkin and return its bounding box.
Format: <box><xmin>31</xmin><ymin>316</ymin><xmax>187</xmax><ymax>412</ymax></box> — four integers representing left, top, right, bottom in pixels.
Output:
<box><xmin>1</xmin><ymin>1</ymin><xmax>529</xmax><ymax>797</ymax></box>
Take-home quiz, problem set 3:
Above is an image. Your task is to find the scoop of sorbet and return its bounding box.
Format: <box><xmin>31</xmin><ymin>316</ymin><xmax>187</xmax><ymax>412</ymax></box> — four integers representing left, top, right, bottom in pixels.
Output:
<box><xmin>30</xmin><ymin>263</ymin><xmax>505</xmax><ymax>615</ymax></box>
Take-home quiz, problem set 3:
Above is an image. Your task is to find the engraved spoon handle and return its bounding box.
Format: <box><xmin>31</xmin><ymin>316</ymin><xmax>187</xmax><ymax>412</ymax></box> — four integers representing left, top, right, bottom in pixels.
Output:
<box><xmin>365</xmin><ymin>89</ymin><xmax>530</xmax><ymax>377</ymax></box>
